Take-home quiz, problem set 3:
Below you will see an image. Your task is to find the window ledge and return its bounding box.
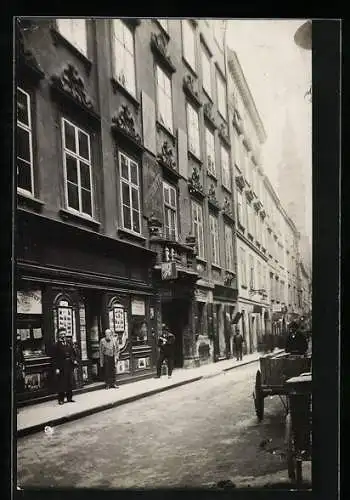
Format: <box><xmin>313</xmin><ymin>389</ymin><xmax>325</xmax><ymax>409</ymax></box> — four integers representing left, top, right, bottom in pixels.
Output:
<box><xmin>222</xmin><ymin>184</ymin><xmax>232</xmax><ymax>195</ymax></box>
<box><xmin>111</xmin><ymin>78</ymin><xmax>140</xmax><ymax>109</ymax></box>
<box><xmin>17</xmin><ymin>191</ymin><xmax>45</xmax><ymax>212</ymax></box>
<box><xmin>207</xmin><ymin>171</ymin><xmax>217</xmax><ymax>182</ymax></box>
<box><xmin>50</xmin><ymin>28</ymin><xmax>92</xmax><ymax>74</ymax></box>
<box><xmin>59</xmin><ymin>208</ymin><xmax>101</xmax><ymax>229</ymax></box>
<box><xmin>118</xmin><ymin>228</ymin><xmax>147</xmax><ymax>243</ymax></box>
<box><xmin>211</xmin><ymin>263</ymin><xmax>222</xmax><ymax>271</ymax></box>
<box><xmin>188</xmin><ymin>149</ymin><xmax>202</xmax><ymax>165</ymax></box>
<box><xmin>182</xmin><ymin>56</ymin><xmax>198</xmax><ymax>78</ymax></box>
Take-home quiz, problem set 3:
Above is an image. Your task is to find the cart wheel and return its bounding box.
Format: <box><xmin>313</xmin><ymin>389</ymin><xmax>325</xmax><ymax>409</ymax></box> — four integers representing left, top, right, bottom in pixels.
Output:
<box><xmin>254</xmin><ymin>370</ymin><xmax>264</xmax><ymax>421</ymax></box>
<box><xmin>285</xmin><ymin>412</ymin><xmax>296</xmax><ymax>481</ymax></box>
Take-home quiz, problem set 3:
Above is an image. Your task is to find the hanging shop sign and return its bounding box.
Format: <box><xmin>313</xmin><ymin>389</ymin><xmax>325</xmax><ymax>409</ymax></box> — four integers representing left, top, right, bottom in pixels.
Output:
<box><xmin>17</xmin><ymin>290</ymin><xmax>42</xmax><ymax>315</ymax></box>
<box><xmin>161</xmin><ymin>261</ymin><xmax>178</xmax><ymax>280</ymax></box>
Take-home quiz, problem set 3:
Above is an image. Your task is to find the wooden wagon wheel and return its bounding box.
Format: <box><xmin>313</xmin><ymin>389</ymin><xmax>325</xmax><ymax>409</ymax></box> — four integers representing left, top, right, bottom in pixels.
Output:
<box><xmin>285</xmin><ymin>411</ymin><xmax>296</xmax><ymax>481</ymax></box>
<box><xmin>253</xmin><ymin>370</ymin><xmax>264</xmax><ymax>421</ymax></box>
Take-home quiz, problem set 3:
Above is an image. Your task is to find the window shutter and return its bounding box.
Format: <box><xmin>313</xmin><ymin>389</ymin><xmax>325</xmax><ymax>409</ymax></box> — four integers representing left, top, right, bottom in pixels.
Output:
<box><xmin>142</xmin><ymin>91</ymin><xmax>156</xmax><ymax>154</ymax></box>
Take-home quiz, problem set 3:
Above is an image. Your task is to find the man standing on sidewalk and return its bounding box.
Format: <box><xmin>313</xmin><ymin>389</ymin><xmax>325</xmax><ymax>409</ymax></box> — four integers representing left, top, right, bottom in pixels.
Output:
<box><xmin>52</xmin><ymin>327</ymin><xmax>78</xmax><ymax>405</ymax></box>
<box><xmin>100</xmin><ymin>329</ymin><xmax>119</xmax><ymax>389</ymax></box>
<box><xmin>233</xmin><ymin>327</ymin><xmax>244</xmax><ymax>361</ymax></box>
<box><xmin>156</xmin><ymin>324</ymin><xmax>175</xmax><ymax>379</ymax></box>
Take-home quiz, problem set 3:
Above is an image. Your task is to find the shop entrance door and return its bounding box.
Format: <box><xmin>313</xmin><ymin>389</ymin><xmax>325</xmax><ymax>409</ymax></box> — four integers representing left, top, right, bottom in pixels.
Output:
<box><xmin>161</xmin><ymin>299</ymin><xmax>188</xmax><ymax>368</ymax></box>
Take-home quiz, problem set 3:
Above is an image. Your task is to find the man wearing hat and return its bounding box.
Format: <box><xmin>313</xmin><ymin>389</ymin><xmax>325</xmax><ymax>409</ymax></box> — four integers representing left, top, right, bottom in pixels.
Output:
<box><xmin>285</xmin><ymin>321</ymin><xmax>308</xmax><ymax>355</ymax></box>
<box><xmin>156</xmin><ymin>324</ymin><xmax>175</xmax><ymax>379</ymax></box>
<box><xmin>52</xmin><ymin>327</ymin><xmax>78</xmax><ymax>405</ymax></box>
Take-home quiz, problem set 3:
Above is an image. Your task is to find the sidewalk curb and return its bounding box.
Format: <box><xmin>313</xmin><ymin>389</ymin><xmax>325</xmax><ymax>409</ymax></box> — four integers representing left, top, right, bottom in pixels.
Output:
<box><xmin>17</xmin><ymin>356</ymin><xmax>262</xmax><ymax>438</ymax></box>
<box><xmin>17</xmin><ymin>376</ymin><xmax>202</xmax><ymax>438</ymax></box>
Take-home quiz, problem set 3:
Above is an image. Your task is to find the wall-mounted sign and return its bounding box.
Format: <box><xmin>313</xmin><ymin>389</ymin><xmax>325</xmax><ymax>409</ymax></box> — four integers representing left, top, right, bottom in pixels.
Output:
<box><xmin>272</xmin><ymin>304</ymin><xmax>282</xmax><ymax>313</ymax></box>
<box><xmin>131</xmin><ymin>298</ymin><xmax>145</xmax><ymax>316</ymax></box>
<box><xmin>17</xmin><ymin>290</ymin><xmax>42</xmax><ymax>315</ymax></box>
<box><xmin>161</xmin><ymin>262</ymin><xmax>177</xmax><ymax>280</ymax></box>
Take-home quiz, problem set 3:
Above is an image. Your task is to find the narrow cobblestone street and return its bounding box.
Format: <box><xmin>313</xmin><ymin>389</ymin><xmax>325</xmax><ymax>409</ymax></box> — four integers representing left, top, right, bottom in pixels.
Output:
<box><xmin>17</xmin><ymin>363</ymin><xmax>307</xmax><ymax>489</ymax></box>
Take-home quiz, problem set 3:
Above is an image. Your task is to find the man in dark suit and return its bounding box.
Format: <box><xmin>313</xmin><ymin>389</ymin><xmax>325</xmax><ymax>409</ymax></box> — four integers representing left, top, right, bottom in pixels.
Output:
<box><xmin>233</xmin><ymin>326</ymin><xmax>244</xmax><ymax>361</ymax></box>
<box><xmin>156</xmin><ymin>324</ymin><xmax>175</xmax><ymax>379</ymax></box>
<box><xmin>285</xmin><ymin>321</ymin><xmax>309</xmax><ymax>355</ymax></box>
<box><xmin>52</xmin><ymin>327</ymin><xmax>78</xmax><ymax>405</ymax></box>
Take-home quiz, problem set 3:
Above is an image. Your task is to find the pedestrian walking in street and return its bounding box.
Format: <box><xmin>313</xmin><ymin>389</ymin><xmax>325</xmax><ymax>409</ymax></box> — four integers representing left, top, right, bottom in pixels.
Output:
<box><xmin>285</xmin><ymin>321</ymin><xmax>308</xmax><ymax>355</ymax></box>
<box><xmin>156</xmin><ymin>324</ymin><xmax>175</xmax><ymax>379</ymax></box>
<box><xmin>100</xmin><ymin>329</ymin><xmax>119</xmax><ymax>389</ymax></box>
<box><xmin>52</xmin><ymin>327</ymin><xmax>78</xmax><ymax>405</ymax></box>
<box><xmin>233</xmin><ymin>327</ymin><xmax>244</xmax><ymax>361</ymax></box>
<box><xmin>16</xmin><ymin>333</ymin><xmax>25</xmax><ymax>413</ymax></box>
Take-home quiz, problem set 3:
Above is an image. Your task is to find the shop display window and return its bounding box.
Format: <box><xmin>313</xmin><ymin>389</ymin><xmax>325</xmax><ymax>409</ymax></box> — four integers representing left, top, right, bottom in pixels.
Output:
<box><xmin>17</xmin><ymin>289</ymin><xmax>45</xmax><ymax>358</ymax></box>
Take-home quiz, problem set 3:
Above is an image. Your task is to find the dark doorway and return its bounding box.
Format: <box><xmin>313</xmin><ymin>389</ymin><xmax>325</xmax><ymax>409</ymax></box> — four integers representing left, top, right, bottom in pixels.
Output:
<box><xmin>161</xmin><ymin>298</ymin><xmax>189</xmax><ymax>368</ymax></box>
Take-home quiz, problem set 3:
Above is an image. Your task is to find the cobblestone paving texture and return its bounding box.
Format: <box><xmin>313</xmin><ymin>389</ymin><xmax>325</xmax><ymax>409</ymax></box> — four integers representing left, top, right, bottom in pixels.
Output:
<box><xmin>17</xmin><ymin>363</ymin><xmax>311</xmax><ymax>490</ymax></box>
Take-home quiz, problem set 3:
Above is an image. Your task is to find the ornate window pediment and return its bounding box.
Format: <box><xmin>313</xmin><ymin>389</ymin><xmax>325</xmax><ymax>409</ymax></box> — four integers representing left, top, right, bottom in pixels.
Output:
<box><xmin>111</xmin><ymin>104</ymin><xmax>142</xmax><ymax>147</ymax></box>
<box><xmin>157</xmin><ymin>141</ymin><xmax>177</xmax><ymax>170</ymax></box>
<box><xmin>183</xmin><ymin>75</ymin><xmax>202</xmax><ymax>107</ymax></box>
<box><xmin>150</xmin><ymin>33</ymin><xmax>176</xmax><ymax>74</ymax></box>
<box><xmin>188</xmin><ymin>166</ymin><xmax>204</xmax><ymax>198</ymax></box>
<box><xmin>51</xmin><ymin>63</ymin><xmax>94</xmax><ymax>110</ymax></box>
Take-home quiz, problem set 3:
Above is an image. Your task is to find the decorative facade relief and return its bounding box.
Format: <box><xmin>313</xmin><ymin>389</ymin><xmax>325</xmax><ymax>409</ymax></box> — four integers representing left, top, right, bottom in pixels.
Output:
<box><xmin>111</xmin><ymin>104</ymin><xmax>142</xmax><ymax>144</ymax></box>
<box><xmin>51</xmin><ymin>63</ymin><xmax>93</xmax><ymax>109</ymax></box>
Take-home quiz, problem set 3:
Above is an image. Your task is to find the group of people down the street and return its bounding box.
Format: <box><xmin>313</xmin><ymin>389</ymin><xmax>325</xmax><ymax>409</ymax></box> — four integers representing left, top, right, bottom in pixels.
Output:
<box><xmin>16</xmin><ymin>317</ymin><xmax>310</xmax><ymax>408</ymax></box>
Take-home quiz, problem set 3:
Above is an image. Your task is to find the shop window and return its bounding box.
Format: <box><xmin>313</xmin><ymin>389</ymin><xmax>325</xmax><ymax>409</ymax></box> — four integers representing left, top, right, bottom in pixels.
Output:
<box><xmin>17</xmin><ymin>290</ymin><xmax>45</xmax><ymax>359</ymax></box>
<box><xmin>130</xmin><ymin>297</ymin><xmax>149</xmax><ymax>346</ymax></box>
<box><xmin>17</xmin><ymin>87</ymin><xmax>34</xmax><ymax>196</ymax></box>
<box><xmin>119</xmin><ymin>151</ymin><xmax>142</xmax><ymax>235</ymax></box>
<box><xmin>107</xmin><ymin>297</ymin><xmax>129</xmax><ymax>352</ymax></box>
<box><xmin>111</xmin><ymin>19</ymin><xmax>136</xmax><ymax>97</ymax></box>
<box><xmin>62</xmin><ymin>117</ymin><xmax>93</xmax><ymax>217</ymax></box>
<box><xmin>53</xmin><ymin>294</ymin><xmax>77</xmax><ymax>342</ymax></box>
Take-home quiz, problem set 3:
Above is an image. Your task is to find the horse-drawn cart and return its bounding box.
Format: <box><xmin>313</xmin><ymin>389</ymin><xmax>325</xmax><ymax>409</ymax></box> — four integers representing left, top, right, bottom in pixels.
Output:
<box><xmin>253</xmin><ymin>350</ymin><xmax>311</xmax><ymax>421</ymax></box>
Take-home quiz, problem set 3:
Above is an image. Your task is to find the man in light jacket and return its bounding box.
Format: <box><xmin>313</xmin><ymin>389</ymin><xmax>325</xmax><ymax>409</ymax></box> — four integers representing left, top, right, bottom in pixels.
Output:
<box><xmin>99</xmin><ymin>329</ymin><xmax>119</xmax><ymax>389</ymax></box>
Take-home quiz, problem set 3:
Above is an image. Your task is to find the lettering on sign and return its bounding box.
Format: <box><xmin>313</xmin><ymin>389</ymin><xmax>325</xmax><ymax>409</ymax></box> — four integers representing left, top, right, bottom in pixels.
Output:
<box><xmin>131</xmin><ymin>299</ymin><xmax>145</xmax><ymax>316</ymax></box>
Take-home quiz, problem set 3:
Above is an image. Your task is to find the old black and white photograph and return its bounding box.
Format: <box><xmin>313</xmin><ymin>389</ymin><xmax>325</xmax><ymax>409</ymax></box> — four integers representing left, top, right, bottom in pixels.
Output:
<box><xmin>15</xmin><ymin>17</ymin><xmax>319</xmax><ymax>492</ymax></box>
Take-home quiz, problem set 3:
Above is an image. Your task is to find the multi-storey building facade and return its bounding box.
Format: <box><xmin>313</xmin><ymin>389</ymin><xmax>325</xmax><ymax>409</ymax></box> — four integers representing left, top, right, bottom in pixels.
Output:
<box><xmin>227</xmin><ymin>49</ymin><xmax>304</xmax><ymax>351</ymax></box>
<box><xmin>16</xmin><ymin>18</ymin><xmax>240</xmax><ymax>403</ymax></box>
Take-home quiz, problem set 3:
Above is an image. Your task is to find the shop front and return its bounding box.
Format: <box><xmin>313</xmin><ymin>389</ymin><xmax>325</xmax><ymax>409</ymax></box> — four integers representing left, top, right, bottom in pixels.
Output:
<box><xmin>193</xmin><ymin>285</ymin><xmax>214</xmax><ymax>365</ymax></box>
<box><xmin>211</xmin><ymin>284</ymin><xmax>238</xmax><ymax>361</ymax></box>
<box><xmin>16</xmin><ymin>211</ymin><xmax>158</xmax><ymax>404</ymax></box>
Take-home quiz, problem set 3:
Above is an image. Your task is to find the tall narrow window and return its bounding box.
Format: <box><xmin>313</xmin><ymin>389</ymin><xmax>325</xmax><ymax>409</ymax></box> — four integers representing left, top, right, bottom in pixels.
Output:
<box><xmin>237</xmin><ymin>190</ymin><xmax>243</xmax><ymax>226</ymax></box>
<box><xmin>182</xmin><ymin>20</ymin><xmax>196</xmax><ymax>71</ymax></box>
<box><xmin>186</xmin><ymin>102</ymin><xmax>200</xmax><ymax>158</ymax></box>
<box><xmin>224</xmin><ymin>224</ymin><xmax>234</xmax><ymax>271</ymax></box>
<box><xmin>257</xmin><ymin>261</ymin><xmax>262</xmax><ymax>290</ymax></box>
<box><xmin>240</xmin><ymin>248</ymin><xmax>247</xmax><ymax>286</ymax></box>
<box><xmin>209</xmin><ymin>214</ymin><xmax>220</xmax><ymax>266</ymax></box>
<box><xmin>249</xmin><ymin>254</ymin><xmax>254</xmax><ymax>289</ymax></box>
<box><xmin>17</xmin><ymin>87</ymin><xmax>34</xmax><ymax>195</ymax></box>
<box><xmin>216</xmin><ymin>70</ymin><xmax>227</xmax><ymax>119</ymax></box>
<box><xmin>112</xmin><ymin>20</ymin><xmax>136</xmax><ymax>97</ymax></box>
<box><xmin>201</xmin><ymin>45</ymin><xmax>212</xmax><ymax>97</ymax></box>
<box><xmin>62</xmin><ymin>118</ymin><xmax>93</xmax><ymax>217</ymax></box>
<box><xmin>163</xmin><ymin>181</ymin><xmax>177</xmax><ymax>240</ymax></box>
<box><xmin>192</xmin><ymin>201</ymin><xmax>204</xmax><ymax>259</ymax></box>
<box><xmin>57</xmin><ymin>19</ymin><xmax>87</xmax><ymax>56</ymax></box>
<box><xmin>221</xmin><ymin>145</ymin><xmax>230</xmax><ymax>190</ymax></box>
<box><xmin>205</xmin><ymin>127</ymin><xmax>216</xmax><ymax>176</ymax></box>
<box><xmin>119</xmin><ymin>152</ymin><xmax>141</xmax><ymax>234</ymax></box>
<box><xmin>156</xmin><ymin>65</ymin><xmax>173</xmax><ymax>133</ymax></box>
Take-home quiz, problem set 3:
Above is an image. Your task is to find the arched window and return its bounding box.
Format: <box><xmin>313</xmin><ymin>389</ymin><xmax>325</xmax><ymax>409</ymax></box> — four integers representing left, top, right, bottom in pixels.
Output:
<box><xmin>53</xmin><ymin>294</ymin><xmax>76</xmax><ymax>342</ymax></box>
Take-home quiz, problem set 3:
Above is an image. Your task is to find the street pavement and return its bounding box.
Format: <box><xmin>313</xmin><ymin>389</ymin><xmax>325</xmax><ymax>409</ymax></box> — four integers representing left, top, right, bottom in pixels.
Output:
<box><xmin>17</xmin><ymin>362</ymin><xmax>311</xmax><ymax>490</ymax></box>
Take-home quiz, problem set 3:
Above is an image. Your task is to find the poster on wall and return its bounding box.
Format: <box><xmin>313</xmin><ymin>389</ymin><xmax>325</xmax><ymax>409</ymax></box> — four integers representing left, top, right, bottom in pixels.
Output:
<box><xmin>17</xmin><ymin>290</ymin><xmax>42</xmax><ymax>314</ymax></box>
<box><xmin>131</xmin><ymin>299</ymin><xmax>145</xmax><ymax>316</ymax></box>
<box><xmin>114</xmin><ymin>306</ymin><xmax>125</xmax><ymax>332</ymax></box>
<box><xmin>58</xmin><ymin>307</ymin><xmax>73</xmax><ymax>337</ymax></box>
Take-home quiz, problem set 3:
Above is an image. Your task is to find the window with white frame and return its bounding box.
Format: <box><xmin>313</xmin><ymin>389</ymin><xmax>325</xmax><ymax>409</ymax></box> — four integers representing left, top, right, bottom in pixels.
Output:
<box><xmin>163</xmin><ymin>181</ymin><xmax>177</xmax><ymax>240</ymax></box>
<box><xmin>257</xmin><ymin>261</ymin><xmax>262</xmax><ymax>290</ymax></box>
<box><xmin>156</xmin><ymin>65</ymin><xmax>173</xmax><ymax>133</ymax></box>
<box><xmin>186</xmin><ymin>102</ymin><xmax>200</xmax><ymax>158</ymax></box>
<box><xmin>182</xmin><ymin>20</ymin><xmax>196</xmax><ymax>71</ymax></box>
<box><xmin>119</xmin><ymin>151</ymin><xmax>141</xmax><ymax>234</ymax></box>
<box><xmin>56</xmin><ymin>19</ymin><xmax>87</xmax><ymax>56</ymax></box>
<box><xmin>17</xmin><ymin>87</ymin><xmax>34</xmax><ymax>195</ymax></box>
<box><xmin>216</xmin><ymin>70</ymin><xmax>226</xmax><ymax>119</ymax></box>
<box><xmin>237</xmin><ymin>190</ymin><xmax>243</xmax><ymax>226</ymax></box>
<box><xmin>158</xmin><ymin>19</ymin><xmax>168</xmax><ymax>32</ymax></box>
<box><xmin>201</xmin><ymin>44</ymin><xmax>212</xmax><ymax>97</ymax></box>
<box><xmin>209</xmin><ymin>214</ymin><xmax>220</xmax><ymax>266</ymax></box>
<box><xmin>205</xmin><ymin>127</ymin><xmax>216</xmax><ymax>176</ymax></box>
<box><xmin>240</xmin><ymin>247</ymin><xmax>247</xmax><ymax>286</ymax></box>
<box><xmin>249</xmin><ymin>254</ymin><xmax>254</xmax><ymax>289</ymax></box>
<box><xmin>221</xmin><ymin>145</ymin><xmax>230</xmax><ymax>190</ymax></box>
<box><xmin>112</xmin><ymin>19</ymin><xmax>136</xmax><ymax>97</ymax></box>
<box><xmin>192</xmin><ymin>201</ymin><xmax>204</xmax><ymax>259</ymax></box>
<box><xmin>224</xmin><ymin>224</ymin><xmax>234</xmax><ymax>271</ymax></box>
<box><xmin>62</xmin><ymin>118</ymin><xmax>93</xmax><ymax>217</ymax></box>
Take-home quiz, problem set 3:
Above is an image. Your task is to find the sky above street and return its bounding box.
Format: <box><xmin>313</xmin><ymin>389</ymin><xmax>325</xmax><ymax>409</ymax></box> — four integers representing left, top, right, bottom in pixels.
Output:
<box><xmin>225</xmin><ymin>19</ymin><xmax>312</xmax><ymax>241</ymax></box>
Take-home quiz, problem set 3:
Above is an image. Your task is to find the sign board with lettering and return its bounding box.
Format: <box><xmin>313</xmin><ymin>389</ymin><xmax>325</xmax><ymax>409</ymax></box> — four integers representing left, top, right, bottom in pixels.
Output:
<box><xmin>161</xmin><ymin>262</ymin><xmax>178</xmax><ymax>280</ymax></box>
<box><xmin>131</xmin><ymin>299</ymin><xmax>145</xmax><ymax>316</ymax></box>
<box><xmin>17</xmin><ymin>290</ymin><xmax>42</xmax><ymax>314</ymax></box>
